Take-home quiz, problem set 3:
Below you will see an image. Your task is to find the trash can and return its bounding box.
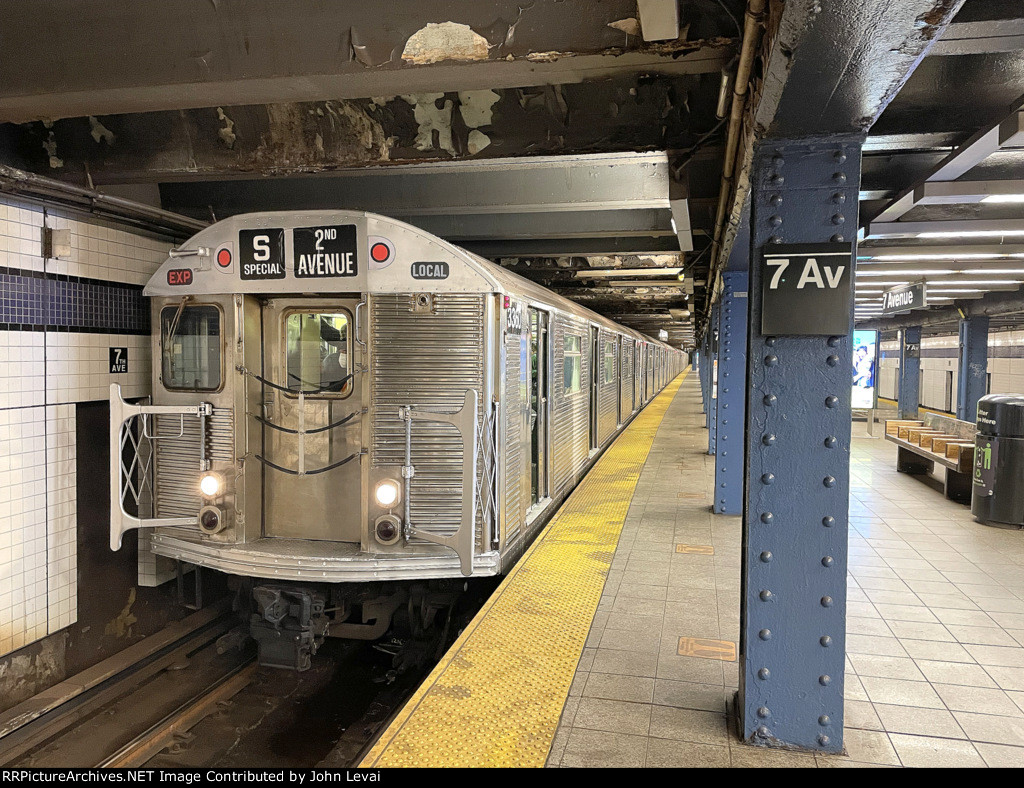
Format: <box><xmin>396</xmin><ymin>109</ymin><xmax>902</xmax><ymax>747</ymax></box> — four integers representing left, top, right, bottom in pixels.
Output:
<box><xmin>972</xmin><ymin>394</ymin><xmax>1024</xmax><ymax>526</ymax></box>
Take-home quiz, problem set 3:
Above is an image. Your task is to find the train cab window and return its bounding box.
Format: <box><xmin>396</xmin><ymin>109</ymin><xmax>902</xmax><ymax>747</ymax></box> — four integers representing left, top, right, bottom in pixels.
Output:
<box><xmin>603</xmin><ymin>340</ymin><xmax>615</xmax><ymax>384</ymax></box>
<box><xmin>563</xmin><ymin>335</ymin><xmax>582</xmax><ymax>394</ymax></box>
<box><xmin>161</xmin><ymin>304</ymin><xmax>222</xmax><ymax>391</ymax></box>
<box><xmin>285</xmin><ymin>311</ymin><xmax>351</xmax><ymax>395</ymax></box>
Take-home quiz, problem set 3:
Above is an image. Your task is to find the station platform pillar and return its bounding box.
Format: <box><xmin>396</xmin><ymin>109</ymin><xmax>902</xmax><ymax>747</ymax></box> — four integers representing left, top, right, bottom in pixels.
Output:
<box><xmin>957</xmin><ymin>316</ymin><xmax>989</xmax><ymax>422</ymax></box>
<box><xmin>740</xmin><ymin>137</ymin><xmax>861</xmax><ymax>753</ymax></box>
<box><xmin>713</xmin><ymin>272</ymin><xmax>747</xmax><ymax>515</ymax></box>
<box><xmin>707</xmin><ymin>303</ymin><xmax>720</xmax><ymax>455</ymax></box>
<box><xmin>899</xmin><ymin>326</ymin><xmax>922</xmax><ymax>420</ymax></box>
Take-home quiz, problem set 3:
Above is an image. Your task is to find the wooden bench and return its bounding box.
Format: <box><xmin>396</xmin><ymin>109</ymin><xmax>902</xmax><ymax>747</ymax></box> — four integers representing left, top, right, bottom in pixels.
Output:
<box><xmin>884</xmin><ymin>413</ymin><xmax>977</xmax><ymax>503</ymax></box>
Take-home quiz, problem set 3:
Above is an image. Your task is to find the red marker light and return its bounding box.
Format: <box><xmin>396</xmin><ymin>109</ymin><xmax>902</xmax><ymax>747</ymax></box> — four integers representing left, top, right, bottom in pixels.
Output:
<box><xmin>370</xmin><ymin>242</ymin><xmax>390</xmax><ymax>263</ymax></box>
<box><xmin>216</xmin><ymin>248</ymin><xmax>232</xmax><ymax>267</ymax></box>
<box><xmin>503</xmin><ymin>296</ymin><xmax>510</xmax><ymax>309</ymax></box>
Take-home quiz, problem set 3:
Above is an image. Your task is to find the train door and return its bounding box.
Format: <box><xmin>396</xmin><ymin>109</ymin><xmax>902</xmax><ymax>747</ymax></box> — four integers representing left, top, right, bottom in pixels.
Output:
<box><xmin>633</xmin><ymin>342</ymin><xmax>640</xmax><ymax>410</ymax></box>
<box><xmin>529</xmin><ymin>308</ymin><xmax>550</xmax><ymax>509</ymax></box>
<box><xmin>259</xmin><ymin>299</ymin><xmax>364</xmax><ymax>541</ymax></box>
<box><xmin>617</xmin><ymin>336</ymin><xmax>624</xmax><ymax>425</ymax></box>
<box><xmin>589</xmin><ymin>326</ymin><xmax>600</xmax><ymax>451</ymax></box>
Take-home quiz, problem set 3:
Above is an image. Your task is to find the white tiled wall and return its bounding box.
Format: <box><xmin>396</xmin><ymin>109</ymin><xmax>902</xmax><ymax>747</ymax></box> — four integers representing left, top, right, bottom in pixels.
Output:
<box><xmin>0</xmin><ymin>196</ymin><xmax>170</xmax><ymax>659</ymax></box>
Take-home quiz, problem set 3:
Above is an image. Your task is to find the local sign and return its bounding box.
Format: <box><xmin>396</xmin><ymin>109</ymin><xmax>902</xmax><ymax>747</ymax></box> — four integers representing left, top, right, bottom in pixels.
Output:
<box><xmin>760</xmin><ymin>243</ymin><xmax>853</xmax><ymax>335</ymax></box>
<box><xmin>882</xmin><ymin>281</ymin><xmax>927</xmax><ymax>315</ymax></box>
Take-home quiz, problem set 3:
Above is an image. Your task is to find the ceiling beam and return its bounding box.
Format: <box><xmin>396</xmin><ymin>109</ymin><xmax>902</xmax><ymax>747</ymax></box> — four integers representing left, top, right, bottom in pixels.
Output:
<box><xmin>929</xmin><ymin>18</ymin><xmax>1024</xmax><ymax>57</ymax></box>
<box><xmin>0</xmin><ymin>0</ymin><xmax>734</xmax><ymax>123</ymax></box>
<box><xmin>870</xmin><ymin>105</ymin><xmax>1024</xmax><ymax>223</ymax></box>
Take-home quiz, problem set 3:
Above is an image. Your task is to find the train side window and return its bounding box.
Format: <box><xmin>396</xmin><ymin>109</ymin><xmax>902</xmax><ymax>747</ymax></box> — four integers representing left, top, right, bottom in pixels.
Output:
<box><xmin>564</xmin><ymin>334</ymin><xmax>582</xmax><ymax>394</ymax></box>
<box><xmin>284</xmin><ymin>311</ymin><xmax>352</xmax><ymax>395</ymax></box>
<box><xmin>161</xmin><ymin>304</ymin><xmax>222</xmax><ymax>391</ymax></box>
<box><xmin>603</xmin><ymin>340</ymin><xmax>615</xmax><ymax>384</ymax></box>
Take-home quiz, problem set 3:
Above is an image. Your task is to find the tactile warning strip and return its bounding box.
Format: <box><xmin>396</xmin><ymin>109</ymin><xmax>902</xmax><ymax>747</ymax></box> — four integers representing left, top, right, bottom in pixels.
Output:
<box><xmin>360</xmin><ymin>370</ymin><xmax>688</xmax><ymax>768</ymax></box>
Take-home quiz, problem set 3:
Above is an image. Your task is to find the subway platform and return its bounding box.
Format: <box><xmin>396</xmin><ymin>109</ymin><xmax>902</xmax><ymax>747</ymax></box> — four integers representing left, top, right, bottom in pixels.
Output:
<box><xmin>360</xmin><ymin>372</ymin><xmax>1024</xmax><ymax>768</ymax></box>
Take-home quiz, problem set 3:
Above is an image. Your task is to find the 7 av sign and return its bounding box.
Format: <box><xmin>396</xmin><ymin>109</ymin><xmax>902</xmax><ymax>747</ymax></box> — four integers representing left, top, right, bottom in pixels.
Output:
<box><xmin>882</xmin><ymin>281</ymin><xmax>927</xmax><ymax>315</ymax></box>
<box><xmin>760</xmin><ymin>243</ymin><xmax>853</xmax><ymax>335</ymax></box>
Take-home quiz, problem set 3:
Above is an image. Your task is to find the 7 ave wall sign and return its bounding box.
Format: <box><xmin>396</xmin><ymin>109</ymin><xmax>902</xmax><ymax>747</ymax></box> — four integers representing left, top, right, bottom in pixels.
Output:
<box><xmin>760</xmin><ymin>243</ymin><xmax>853</xmax><ymax>335</ymax></box>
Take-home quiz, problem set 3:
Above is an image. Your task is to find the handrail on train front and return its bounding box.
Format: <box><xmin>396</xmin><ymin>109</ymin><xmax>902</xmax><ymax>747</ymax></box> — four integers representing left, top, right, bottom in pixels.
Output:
<box><xmin>109</xmin><ymin>383</ymin><xmax>206</xmax><ymax>551</ymax></box>
<box><xmin>399</xmin><ymin>390</ymin><xmax>479</xmax><ymax>577</ymax></box>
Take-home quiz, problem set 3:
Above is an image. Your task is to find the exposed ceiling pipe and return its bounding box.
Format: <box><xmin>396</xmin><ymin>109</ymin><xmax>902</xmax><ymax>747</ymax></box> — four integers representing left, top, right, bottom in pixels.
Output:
<box><xmin>702</xmin><ymin>0</ymin><xmax>766</xmax><ymax>333</ymax></box>
<box><xmin>0</xmin><ymin>164</ymin><xmax>206</xmax><ymax>238</ymax></box>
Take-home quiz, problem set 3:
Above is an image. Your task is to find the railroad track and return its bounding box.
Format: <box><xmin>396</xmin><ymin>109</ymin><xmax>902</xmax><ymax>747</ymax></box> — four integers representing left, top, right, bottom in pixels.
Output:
<box><xmin>1</xmin><ymin>582</ymin><xmax>496</xmax><ymax>768</ymax></box>
<box><xmin>0</xmin><ymin>601</ymin><xmax>254</xmax><ymax>768</ymax></box>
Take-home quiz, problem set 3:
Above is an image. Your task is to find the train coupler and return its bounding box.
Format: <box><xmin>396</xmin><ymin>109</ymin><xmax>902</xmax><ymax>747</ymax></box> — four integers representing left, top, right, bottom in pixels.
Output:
<box><xmin>249</xmin><ymin>585</ymin><xmax>328</xmax><ymax>671</ymax></box>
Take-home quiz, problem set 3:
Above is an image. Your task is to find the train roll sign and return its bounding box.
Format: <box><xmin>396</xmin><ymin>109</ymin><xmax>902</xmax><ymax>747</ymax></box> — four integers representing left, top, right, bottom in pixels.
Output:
<box><xmin>239</xmin><ymin>229</ymin><xmax>285</xmax><ymax>280</ymax></box>
<box><xmin>760</xmin><ymin>243</ymin><xmax>853</xmax><ymax>335</ymax></box>
<box><xmin>881</xmin><ymin>281</ymin><xmax>927</xmax><ymax>315</ymax></box>
<box><xmin>294</xmin><ymin>225</ymin><xmax>358</xmax><ymax>278</ymax></box>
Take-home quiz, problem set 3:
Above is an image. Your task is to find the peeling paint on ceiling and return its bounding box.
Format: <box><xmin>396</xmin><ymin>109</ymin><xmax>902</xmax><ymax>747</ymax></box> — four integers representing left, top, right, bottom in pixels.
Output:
<box><xmin>402</xmin><ymin>22</ymin><xmax>490</xmax><ymax>65</ymax></box>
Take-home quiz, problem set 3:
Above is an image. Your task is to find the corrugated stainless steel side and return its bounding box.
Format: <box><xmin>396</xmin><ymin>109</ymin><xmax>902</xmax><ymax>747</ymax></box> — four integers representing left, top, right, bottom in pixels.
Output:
<box><xmin>598</xmin><ymin>328</ymin><xmax>618</xmax><ymax>444</ymax></box>
<box><xmin>154</xmin><ymin>411</ymin><xmax>234</xmax><ymax>517</ymax></box>
<box><xmin>371</xmin><ymin>294</ymin><xmax>486</xmax><ymax>546</ymax></box>
<box><xmin>502</xmin><ymin>306</ymin><xmax>524</xmax><ymax>548</ymax></box>
<box><xmin>551</xmin><ymin>313</ymin><xmax>590</xmax><ymax>499</ymax></box>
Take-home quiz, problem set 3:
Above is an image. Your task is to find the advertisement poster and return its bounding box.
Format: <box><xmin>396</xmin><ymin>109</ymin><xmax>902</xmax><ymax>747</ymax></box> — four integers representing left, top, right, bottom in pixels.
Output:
<box><xmin>852</xmin><ymin>330</ymin><xmax>877</xmax><ymax>409</ymax></box>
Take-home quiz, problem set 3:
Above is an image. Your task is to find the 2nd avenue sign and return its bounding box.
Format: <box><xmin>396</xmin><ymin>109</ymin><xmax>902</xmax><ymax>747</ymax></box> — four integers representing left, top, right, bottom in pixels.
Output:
<box><xmin>761</xmin><ymin>243</ymin><xmax>853</xmax><ymax>335</ymax></box>
<box><xmin>882</xmin><ymin>281</ymin><xmax>926</xmax><ymax>315</ymax></box>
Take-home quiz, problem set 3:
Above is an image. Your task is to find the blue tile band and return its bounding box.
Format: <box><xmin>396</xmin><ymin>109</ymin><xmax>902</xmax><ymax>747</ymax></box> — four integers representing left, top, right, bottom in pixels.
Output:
<box><xmin>0</xmin><ymin>266</ymin><xmax>148</xmax><ymax>334</ymax></box>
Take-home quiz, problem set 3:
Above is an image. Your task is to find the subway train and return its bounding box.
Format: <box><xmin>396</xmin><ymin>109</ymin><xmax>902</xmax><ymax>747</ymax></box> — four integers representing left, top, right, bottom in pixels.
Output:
<box><xmin>109</xmin><ymin>210</ymin><xmax>685</xmax><ymax>670</ymax></box>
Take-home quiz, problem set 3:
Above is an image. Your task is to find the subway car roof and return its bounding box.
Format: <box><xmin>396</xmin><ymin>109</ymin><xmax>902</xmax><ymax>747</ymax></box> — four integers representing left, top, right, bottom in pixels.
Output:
<box><xmin>145</xmin><ymin>210</ymin><xmax>678</xmax><ymax>350</ymax></box>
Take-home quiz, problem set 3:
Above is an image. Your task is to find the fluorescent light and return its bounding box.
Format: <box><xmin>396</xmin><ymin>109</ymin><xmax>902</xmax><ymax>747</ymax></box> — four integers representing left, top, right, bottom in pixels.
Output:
<box><xmin>862</xmin><ymin>253</ymin><xmax>1013</xmax><ymax>261</ymax></box>
<box><xmin>981</xmin><ymin>194</ymin><xmax>1024</xmax><ymax>204</ymax></box>
<box><xmin>963</xmin><ymin>268</ymin><xmax>1024</xmax><ymax>274</ymax></box>
<box><xmin>857</xmin><ymin>269</ymin><xmax>955</xmax><ymax>276</ymax></box>
<box><xmin>918</xmin><ymin>230</ymin><xmax>1024</xmax><ymax>239</ymax></box>
<box><xmin>576</xmin><ymin>267</ymin><xmax>684</xmax><ymax>278</ymax></box>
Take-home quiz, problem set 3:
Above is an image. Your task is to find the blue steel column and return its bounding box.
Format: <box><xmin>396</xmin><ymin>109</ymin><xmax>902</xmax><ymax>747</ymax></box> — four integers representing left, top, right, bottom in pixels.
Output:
<box><xmin>740</xmin><ymin>137</ymin><xmax>861</xmax><ymax>752</ymax></box>
<box><xmin>898</xmin><ymin>326</ymin><xmax>921</xmax><ymax>420</ymax></box>
<box><xmin>699</xmin><ymin>335</ymin><xmax>709</xmax><ymax>414</ymax></box>
<box><xmin>714</xmin><ymin>271</ymin><xmax>748</xmax><ymax>515</ymax></box>
<box><xmin>707</xmin><ymin>304</ymin><xmax>719</xmax><ymax>455</ymax></box>
<box><xmin>957</xmin><ymin>316</ymin><xmax>989</xmax><ymax>421</ymax></box>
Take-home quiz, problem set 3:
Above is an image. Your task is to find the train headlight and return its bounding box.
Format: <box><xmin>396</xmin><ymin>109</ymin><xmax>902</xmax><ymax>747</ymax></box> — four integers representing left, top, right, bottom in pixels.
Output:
<box><xmin>199</xmin><ymin>472</ymin><xmax>223</xmax><ymax>498</ymax></box>
<box><xmin>374</xmin><ymin>479</ymin><xmax>401</xmax><ymax>508</ymax></box>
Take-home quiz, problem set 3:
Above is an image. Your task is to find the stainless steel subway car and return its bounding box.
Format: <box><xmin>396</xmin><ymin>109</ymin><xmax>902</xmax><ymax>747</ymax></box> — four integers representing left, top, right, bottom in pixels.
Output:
<box><xmin>110</xmin><ymin>211</ymin><xmax>684</xmax><ymax>669</ymax></box>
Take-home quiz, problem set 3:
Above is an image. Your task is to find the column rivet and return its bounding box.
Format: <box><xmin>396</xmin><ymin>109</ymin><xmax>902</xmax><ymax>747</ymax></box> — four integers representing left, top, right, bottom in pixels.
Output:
<box><xmin>761</xmin><ymin>512</ymin><xmax>774</xmax><ymax>524</ymax></box>
<box><xmin>819</xmin><ymin>675</ymin><xmax>831</xmax><ymax>686</ymax></box>
<box><xmin>818</xmin><ymin>734</ymin><xmax>830</xmax><ymax>746</ymax></box>
<box><xmin>765</xmin><ymin>337</ymin><xmax>776</xmax><ymax>346</ymax></box>
<box><xmin>760</xmin><ymin>551</ymin><xmax>773</xmax><ymax>562</ymax></box>
<box><xmin>757</xmin><ymin>706</ymin><xmax>771</xmax><ymax>718</ymax></box>
<box><xmin>761</xmin><ymin>473</ymin><xmax>775</xmax><ymax>485</ymax></box>
<box><xmin>764</xmin><ymin>355</ymin><xmax>778</xmax><ymax>367</ymax></box>
<box><xmin>823</xmin><ymin>516</ymin><xmax>835</xmax><ymax>527</ymax></box>
<box><xmin>762</xmin><ymin>434</ymin><xmax>776</xmax><ymax>446</ymax></box>
<box><xmin>760</xmin><ymin>589</ymin><xmax>773</xmax><ymax>601</ymax></box>
<box><xmin>758</xmin><ymin>667</ymin><xmax>771</xmax><ymax>680</ymax></box>
<box><xmin>824</xmin><ymin>436</ymin><xmax>837</xmax><ymax>448</ymax></box>
<box><xmin>825</xmin><ymin>396</ymin><xmax>838</xmax><ymax>408</ymax></box>
<box><xmin>820</xmin><ymin>635</ymin><xmax>832</xmax><ymax>647</ymax></box>
<box><xmin>821</xmin><ymin>596</ymin><xmax>833</xmax><ymax>607</ymax></box>
<box><xmin>758</xmin><ymin>726</ymin><xmax>771</xmax><ymax>737</ymax></box>
<box><xmin>831</xmin><ymin>214</ymin><xmax>845</xmax><ymax>225</ymax></box>
<box><xmin>759</xmin><ymin>629</ymin><xmax>771</xmax><ymax>640</ymax></box>
<box><xmin>819</xmin><ymin>715</ymin><xmax>831</xmax><ymax>726</ymax></box>
<box><xmin>764</xmin><ymin>394</ymin><xmax>777</xmax><ymax>407</ymax></box>
<box><xmin>827</xmin><ymin>336</ymin><xmax>841</xmax><ymax>347</ymax></box>
<box><xmin>822</xmin><ymin>556</ymin><xmax>834</xmax><ymax>567</ymax></box>
<box><xmin>823</xmin><ymin>476</ymin><xmax>836</xmax><ymax>488</ymax></box>
<box><xmin>826</xmin><ymin>355</ymin><xmax>839</xmax><ymax>367</ymax></box>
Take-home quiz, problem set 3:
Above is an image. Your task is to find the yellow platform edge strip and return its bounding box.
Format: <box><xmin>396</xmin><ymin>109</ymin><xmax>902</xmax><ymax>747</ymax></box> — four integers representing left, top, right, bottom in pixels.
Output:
<box><xmin>360</xmin><ymin>368</ymin><xmax>689</xmax><ymax>768</ymax></box>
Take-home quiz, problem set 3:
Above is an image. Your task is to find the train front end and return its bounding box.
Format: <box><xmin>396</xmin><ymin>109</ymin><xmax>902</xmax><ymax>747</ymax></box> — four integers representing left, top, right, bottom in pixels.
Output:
<box><xmin>109</xmin><ymin>211</ymin><xmax>502</xmax><ymax>669</ymax></box>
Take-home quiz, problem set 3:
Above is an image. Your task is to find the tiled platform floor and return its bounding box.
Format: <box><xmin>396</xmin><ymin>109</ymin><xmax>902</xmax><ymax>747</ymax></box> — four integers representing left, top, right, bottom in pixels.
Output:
<box><xmin>547</xmin><ymin>375</ymin><xmax>1024</xmax><ymax>768</ymax></box>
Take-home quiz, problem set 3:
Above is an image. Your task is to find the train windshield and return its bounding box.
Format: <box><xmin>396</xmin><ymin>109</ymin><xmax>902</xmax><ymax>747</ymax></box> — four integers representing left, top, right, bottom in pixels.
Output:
<box><xmin>285</xmin><ymin>311</ymin><xmax>351</xmax><ymax>395</ymax></box>
<box><xmin>160</xmin><ymin>303</ymin><xmax>221</xmax><ymax>391</ymax></box>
